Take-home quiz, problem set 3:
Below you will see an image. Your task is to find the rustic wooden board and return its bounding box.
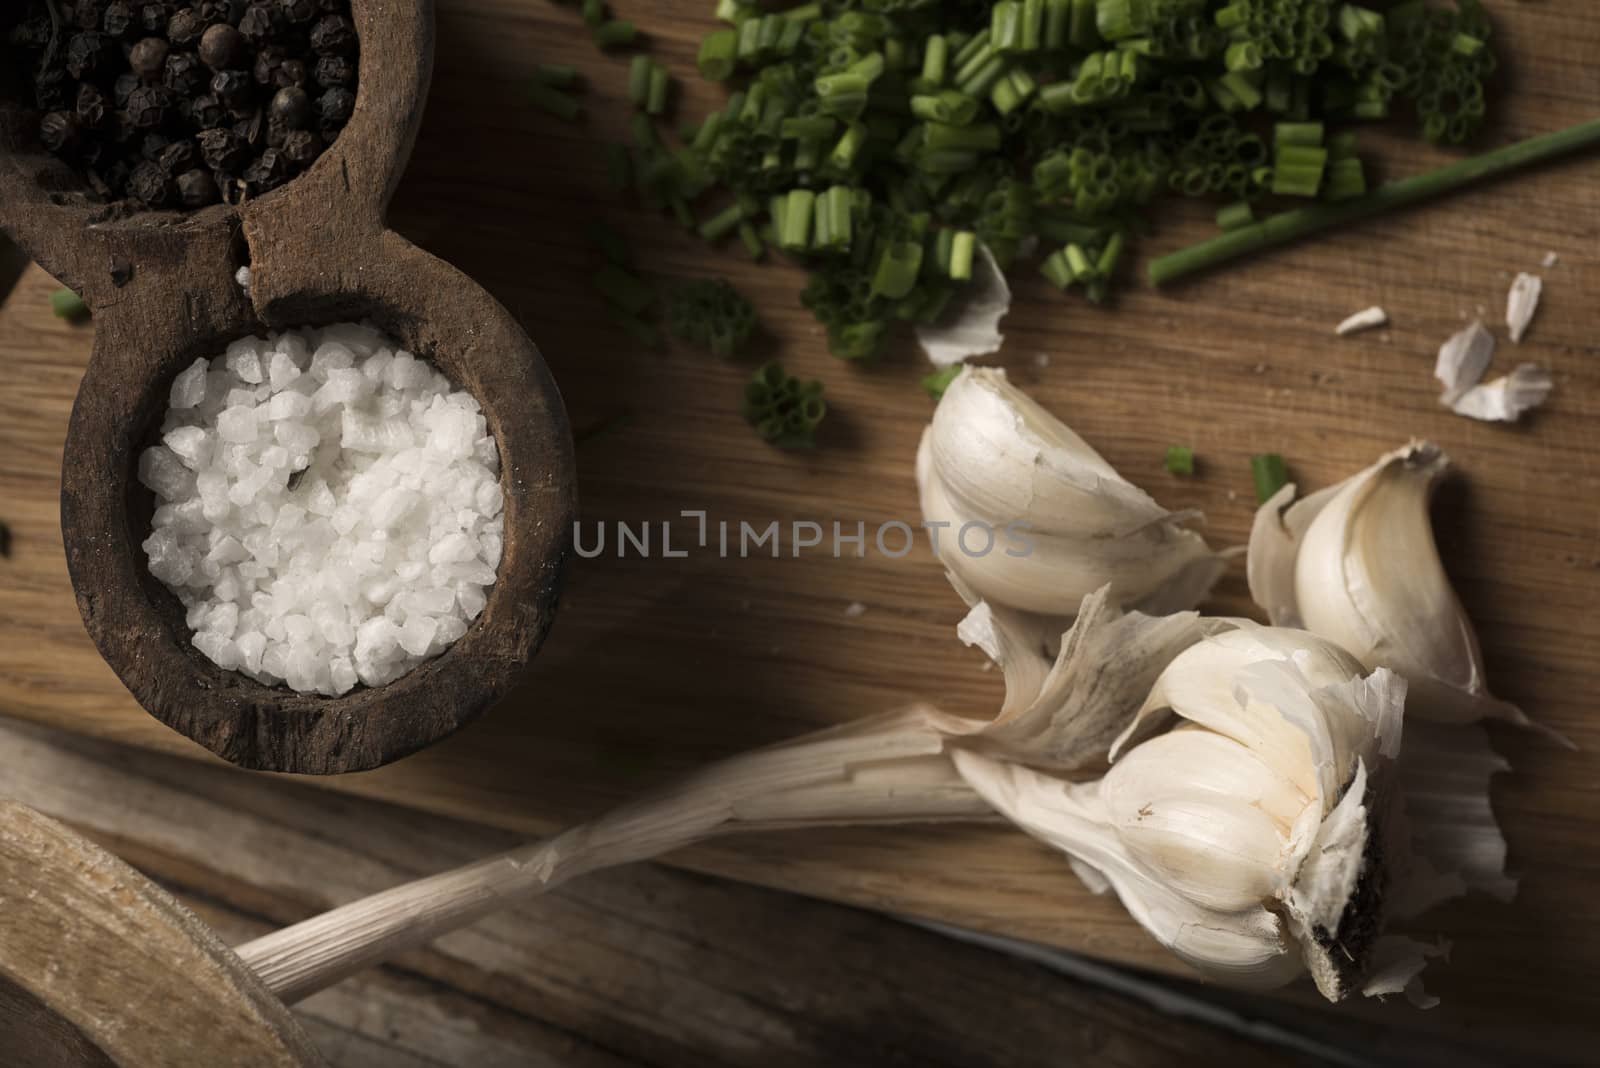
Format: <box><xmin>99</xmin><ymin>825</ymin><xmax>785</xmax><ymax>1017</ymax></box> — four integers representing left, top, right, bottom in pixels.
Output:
<box><xmin>2</xmin><ymin>0</ymin><xmax>1598</xmax><ymax>1060</ymax></box>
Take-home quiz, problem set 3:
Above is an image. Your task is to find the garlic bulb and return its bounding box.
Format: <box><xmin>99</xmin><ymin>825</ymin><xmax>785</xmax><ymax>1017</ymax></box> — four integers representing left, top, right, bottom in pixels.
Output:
<box><xmin>1247</xmin><ymin>442</ymin><xmax>1529</xmax><ymax>727</ymax></box>
<box><xmin>955</xmin><ymin>626</ymin><xmax>1407</xmax><ymax>1000</ymax></box>
<box><xmin>917</xmin><ymin>368</ymin><xmax>1229</xmax><ymax>619</ymax></box>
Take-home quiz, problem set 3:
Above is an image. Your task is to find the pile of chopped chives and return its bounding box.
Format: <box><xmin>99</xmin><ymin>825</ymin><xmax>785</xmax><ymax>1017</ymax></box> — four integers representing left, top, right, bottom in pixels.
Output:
<box><xmin>598</xmin><ymin>0</ymin><xmax>1497</xmax><ymax>361</ymax></box>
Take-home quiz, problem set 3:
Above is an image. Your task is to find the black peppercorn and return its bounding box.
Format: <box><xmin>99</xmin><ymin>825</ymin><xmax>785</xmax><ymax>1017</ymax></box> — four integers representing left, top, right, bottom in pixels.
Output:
<box><xmin>102</xmin><ymin>1</ymin><xmax>136</xmax><ymax>38</ymax></box>
<box><xmin>198</xmin><ymin>126</ymin><xmax>248</xmax><ymax>170</ymax></box>
<box><xmin>198</xmin><ymin>23</ymin><xmax>244</xmax><ymax>70</ymax></box>
<box><xmin>139</xmin><ymin>3</ymin><xmax>169</xmax><ymax>35</ymax></box>
<box><xmin>238</xmin><ymin>3</ymin><xmax>278</xmax><ymax>46</ymax></box>
<box><xmin>38</xmin><ymin>112</ymin><xmax>83</xmax><ymax>155</ymax></box>
<box><xmin>158</xmin><ymin>138</ymin><xmax>200</xmax><ymax>175</ymax></box>
<box><xmin>87</xmin><ymin>158</ymin><xmax>131</xmax><ymax>199</ymax></box>
<box><xmin>176</xmin><ymin>168</ymin><xmax>219</xmax><ymax>207</ymax></box>
<box><xmin>268</xmin><ymin>85</ymin><xmax>310</xmax><ymax>128</ymax></box>
<box><xmin>279</xmin><ymin>127</ymin><xmax>321</xmax><ymax>168</ymax></box>
<box><xmin>65</xmin><ymin>32</ymin><xmax>113</xmax><ymax>81</ymax></box>
<box><xmin>313</xmin><ymin>54</ymin><xmax>353</xmax><ymax>90</ymax></box>
<box><xmin>243</xmin><ymin>147</ymin><xmax>290</xmax><ymax>190</ymax></box>
<box><xmin>8</xmin><ymin>12</ymin><xmax>52</xmax><ymax>50</ymax></box>
<box><xmin>163</xmin><ymin>51</ymin><xmax>207</xmax><ymax>96</ymax></box>
<box><xmin>316</xmin><ymin>87</ymin><xmax>354</xmax><ymax>128</ymax></box>
<box><xmin>74</xmin><ymin>0</ymin><xmax>107</xmax><ymax>31</ymax></box>
<box><xmin>308</xmin><ymin>15</ymin><xmax>355</xmax><ymax>56</ymax></box>
<box><xmin>112</xmin><ymin>72</ymin><xmax>140</xmax><ymax>108</ymax></box>
<box><xmin>252</xmin><ymin>46</ymin><xmax>285</xmax><ymax>86</ymax></box>
<box><xmin>166</xmin><ymin>8</ymin><xmax>204</xmax><ymax>47</ymax></box>
<box><xmin>76</xmin><ymin>84</ymin><xmax>109</xmax><ymax>129</ymax></box>
<box><xmin>211</xmin><ymin>69</ymin><xmax>254</xmax><ymax>111</ymax></box>
<box><xmin>274</xmin><ymin>58</ymin><xmax>308</xmax><ymax>90</ymax></box>
<box><xmin>189</xmin><ymin>93</ymin><xmax>228</xmax><ymax>129</ymax></box>
<box><xmin>140</xmin><ymin>131</ymin><xmax>171</xmax><ymax>161</ymax></box>
<box><xmin>234</xmin><ymin>110</ymin><xmax>265</xmax><ymax>148</ymax></box>
<box><xmin>33</xmin><ymin>68</ymin><xmax>70</xmax><ymax>111</ymax></box>
<box><xmin>129</xmin><ymin>36</ymin><xmax>168</xmax><ymax>79</ymax></box>
<box><xmin>108</xmin><ymin>110</ymin><xmax>138</xmax><ymax>144</ymax></box>
<box><xmin>124</xmin><ymin>84</ymin><xmax>172</xmax><ymax>128</ymax></box>
<box><xmin>276</xmin><ymin>0</ymin><xmax>317</xmax><ymax>25</ymax></box>
<box><xmin>128</xmin><ymin>160</ymin><xmax>174</xmax><ymax>206</ymax></box>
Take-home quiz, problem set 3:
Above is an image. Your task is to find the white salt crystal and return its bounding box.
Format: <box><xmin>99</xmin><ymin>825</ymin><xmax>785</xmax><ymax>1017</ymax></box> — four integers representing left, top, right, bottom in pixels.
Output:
<box><xmin>267</xmin><ymin>391</ymin><xmax>311</xmax><ymax>421</ymax></box>
<box><xmin>457</xmin><ymin>585</ymin><xmax>487</xmax><ymax>619</ymax></box>
<box><xmin>170</xmin><ymin>359</ymin><xmax>208</xmax><ymax>409</ymax></box>
<box><xmin>138</xmin><ymin>323</ymin><xmax>501</xmax><ymax>695</ymax></box>
<box><xmin>194</xmin><ymin>631</ymin><xmax>240</xmax><ymax>670</ymax></box>
<box><xmin>428</xmin><ymin>531</ymin><xmax>475</xmax><ymax>565</ymax></box>
<box><xmin>209</xmin><ymin>602</ymin><xmax>239</xmax><ymax>638</ymax></box>
<box><xmin>399</xmin><ymin>615</ymin><xmax>438</xmax><ymax>657</ymax></box>
<box><xmin>237</xmin><ymin>631</ymin><xmax>266</xmax><ymax>673</ymax></box>
<box><xmin>164</xmin><ymin>426</ymin><xmax>213</xmax><ymax>471</ymax></box>
<box><xmin>217</xmin><ymin>406</ymin><xmax>259</xmax><ymax>443</ymax></box>
<box><xmin>268</xmin><ymin>351</ymin><xmax>302</xmax><ymax>391</ymax></box>
<box><xmin>225</xmin><ymin>339</ymin><xmax>265</xmax><ymax>383</ymax></box>
<box><xmin>309</xmin><ymin>342</ymin><xmax>356</xmax><ymax>381</ymax></box>
<box><xmin>138</xmin><ymin>446</ymin><xmax>197</xmax><ymax>501</ymax></box>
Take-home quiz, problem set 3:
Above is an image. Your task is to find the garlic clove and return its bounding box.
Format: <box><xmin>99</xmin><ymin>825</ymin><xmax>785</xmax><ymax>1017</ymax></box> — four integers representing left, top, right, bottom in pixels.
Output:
<box><xmin>1247</xmin><ymin>441</ymin><xmax>1532</xmax><ymax>728</ymax></box>
<box><xmin>915</xmin><ymin>243</ymin><xmax>1011</xmax><ymax>366</ymax></box>
<box><xmin>1102</xmin><ymin>733</ymin><xmax>1297</xmax><ymax>912</ymax></box>
<box><xmin>951</xmin><ymin>748</ymin><xmax>1306</xmax><ymax>990</ymax></box>
<box><xmin>918</xmin><ymin>368</ymin><xmax>1229</xmax><ymax>617</ymax></box>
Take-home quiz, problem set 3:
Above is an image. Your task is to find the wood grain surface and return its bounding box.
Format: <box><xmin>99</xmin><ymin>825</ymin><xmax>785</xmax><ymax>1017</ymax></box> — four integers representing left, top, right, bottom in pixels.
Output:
<box><xmin>0</xmin><ymin>717</ymin><xmax>1500</xmax><ymax>1068</ymax></box>
<box><xmin>1</xmin><ymin>0</ymin><xmax>1598</xmax><ymax>1061</ymax></box>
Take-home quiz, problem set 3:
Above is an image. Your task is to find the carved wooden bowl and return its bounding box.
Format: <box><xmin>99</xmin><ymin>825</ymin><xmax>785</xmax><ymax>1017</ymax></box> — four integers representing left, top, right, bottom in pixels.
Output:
<box><xmin>0</xmin><ymin>1</ymin><xmax>576</xmax><ymax>774</ymax></box>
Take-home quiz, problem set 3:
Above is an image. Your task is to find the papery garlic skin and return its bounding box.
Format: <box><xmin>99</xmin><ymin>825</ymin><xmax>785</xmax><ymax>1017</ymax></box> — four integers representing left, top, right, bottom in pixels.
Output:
<box><xmin>957</xmin><ymin>626</ymin><xmax>1406</xmax><ymax>1001</ymax></box>
<box><xmin>1247</xmin><ymin>442</ymin><xmax>1525</xmax><ymax>727</ymax></box>
<box><xmin>917</xmin><ymin>368</ymin><xmax>1229</xmax><ymax>618</ymax></box>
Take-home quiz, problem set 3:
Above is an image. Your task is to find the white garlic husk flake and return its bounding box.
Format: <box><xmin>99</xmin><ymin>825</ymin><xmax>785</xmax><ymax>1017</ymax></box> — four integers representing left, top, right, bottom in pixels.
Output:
<box><xmin>917</xmin><ymin>367</ymin><xmax>1229</xmax><ymax>619</ymax></box>
<box><xmin>1247</xmin><ymin>441</ymin><xmax>1532</xmax><ymax>729</ymax></box>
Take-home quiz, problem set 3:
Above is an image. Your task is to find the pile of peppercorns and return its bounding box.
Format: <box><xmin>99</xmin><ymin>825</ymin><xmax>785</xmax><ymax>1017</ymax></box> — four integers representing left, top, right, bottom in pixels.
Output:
<box><xmin>6</xmin><ymin>1</ymin><xmax>359</xmax><ymax>210</ymax></box>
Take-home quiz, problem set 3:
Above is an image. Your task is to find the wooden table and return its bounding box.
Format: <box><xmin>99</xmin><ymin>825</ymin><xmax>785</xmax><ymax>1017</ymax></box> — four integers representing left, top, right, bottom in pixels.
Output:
<box><xmin>2</xmin><ymin>1</ymin><xmax>1598</xmax><ymax>1062</ymax></box>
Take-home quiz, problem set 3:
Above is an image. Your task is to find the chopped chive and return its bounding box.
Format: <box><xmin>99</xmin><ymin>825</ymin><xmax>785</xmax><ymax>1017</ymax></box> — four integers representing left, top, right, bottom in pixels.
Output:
<box><xmin>586</xmin><ymin>220</ymin><xmax>633</xmax><ymax>267</ymax></box>
<box><xmin>699</xmin><ymin>201</ymin><xmax>746</xmax><ymax>243</ymax></box>
<box><xmin>581</xmin><ymin>0</ymin><xmax>605</xmax><ymax>27</ymax></box>
<box><xmin>780</xmin><ymin>189</ymin><xmax>816</xmax><ymax>251</ymax></box>
<box><xmin>922</xmin><ymin>365</ymin><xmax>963</xmax><ymax>401</ymax></box>
<box><xmin>949</xmin><ymin>230</ymin><xmax>975</xmax><ymax>280</ymax></box>
<box><xmin>738</xmin><ymin>220</ymin><xmax>765</xmax><ymax>260</ymax></box>
<box><xmin>594</xmin><ymin>19</ymin><xmax>637</xmax><ymax>48</ymax></box>
<box><xmin>1165</xmin><ymin>445</ymin><xmax>1195</xmax><ymax>477</ymax></box>
<box><xmin>529</xmin><ymin>85</ymin><xmax>582</xmax><ymax>121</ymax></box>
<box><xmin>647</xmin><ymin>64</ymin><xmax>673</xmax><ymax>116</ymax></box>
<box><xmin>698</xmin><ymin>29</ymin><xmax>738</xmax><ymax>82</ymax></box>
<box><xmin>1276</xmin><ymin>121</ymin><xmax>1326</xmax><ymax>147</ymax></box>
<box><xmin>533</xmin><ymin>64</ymin><xmax>580</xmax><ymax>89</ymax></box>
<box><xmin>1251</xmin><ymin>453</ymin><xmax>1289</xmax><ymax>503</ymax></box>
<box><xmin>593</xmin><ymin>264</ymin><xmax>654</xmax><ymax>315</ymax></box>
<box><xmin>627</xmin><ymin>55</ymin><xmax>652</xmax><ymax>107</ymax></box>
<box><xmin>1216</xmin><ymin>200</ymin><xmax>1254</xmax><ymax>231</ymax></box>
<box><xmin>50</xmin><ymin>288</ymin><xmax>88</xmax><ymax>321</ymax></box>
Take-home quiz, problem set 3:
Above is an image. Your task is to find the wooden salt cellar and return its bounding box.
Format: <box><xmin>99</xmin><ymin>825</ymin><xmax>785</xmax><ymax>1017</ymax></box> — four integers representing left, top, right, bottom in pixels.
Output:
<box><xmin>0</xmin><ymin>0</ymin><xmax>576</xmax><ymax>774</ymax></box>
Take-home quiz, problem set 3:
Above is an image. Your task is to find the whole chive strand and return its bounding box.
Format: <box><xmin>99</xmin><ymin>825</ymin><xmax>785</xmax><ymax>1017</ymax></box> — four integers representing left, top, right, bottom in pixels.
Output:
<box><xmin>1151</xmin><ymin>119</ymin><xmax>1600</xmax><ymax>287</ymax></box>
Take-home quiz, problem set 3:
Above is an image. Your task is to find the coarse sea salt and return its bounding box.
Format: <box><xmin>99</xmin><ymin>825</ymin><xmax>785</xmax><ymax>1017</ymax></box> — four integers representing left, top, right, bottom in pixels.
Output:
<box><xmin>139</xmin><ymin>322</ymin><xmax>503</xmax><ymax>696</ymax></box>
